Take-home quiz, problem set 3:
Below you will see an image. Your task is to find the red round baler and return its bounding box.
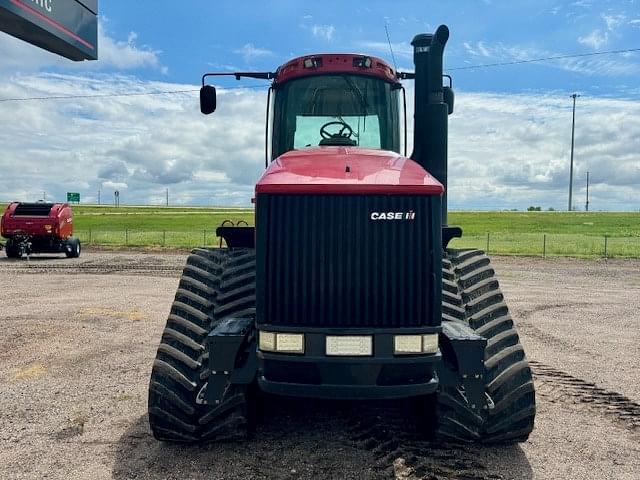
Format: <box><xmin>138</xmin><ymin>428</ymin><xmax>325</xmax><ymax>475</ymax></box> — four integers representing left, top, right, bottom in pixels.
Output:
<box><xmin>0</xmin><ymin>202</ymin><xmax>81</xmax><ymax>258</ymax></box>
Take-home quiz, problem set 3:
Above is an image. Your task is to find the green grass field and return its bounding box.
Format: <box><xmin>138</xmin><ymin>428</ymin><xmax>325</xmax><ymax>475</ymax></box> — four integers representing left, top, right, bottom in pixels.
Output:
<box><xmin>446</xmin><ymin>211</ymin><xmax>640</xmax><ymax>257</ymax></box>
<box><xmin>67</xmin><ymin>205</ymin><xmax>640</xmax><ymax>257</ymax></box>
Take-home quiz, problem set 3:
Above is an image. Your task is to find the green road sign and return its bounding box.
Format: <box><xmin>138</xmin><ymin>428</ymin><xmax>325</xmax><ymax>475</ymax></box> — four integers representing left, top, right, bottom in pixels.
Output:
<box><xmin>67</xmin><ymin>192</ymin><xmax>80</xmax><ymax>203</ymax></box>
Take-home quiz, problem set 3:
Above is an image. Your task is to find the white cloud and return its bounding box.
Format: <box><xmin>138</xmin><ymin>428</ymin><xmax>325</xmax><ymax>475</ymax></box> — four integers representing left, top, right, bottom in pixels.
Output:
<box><xmin>578</xmin><ymin>29</ymin><xmax>608</xmax><ymax>49</ymax></box>
<box><xmin>0</xmin><ymin>74</ymin><xmax>267</xmax><ymax>206</ymax></box>
<box><xmin>463</xmin><ymin>41</ymin><xmax>491</xmax><ymax>58</ymax></box>
<box><xmin>97</xmin><ymin>26</ymin><xmax>166</xmax><ymax>73</ymax></box>
<box><xmin>0</xmin><ymin>20</ymin><xmax>165</xmax><ymax>74</ymax></box>
<box><xmin>630</xmin><ymin>19</ymin><xmax>640</xmax><ymax>27</ymax></box>
<box><xmin>102</xmin><ymin>181</ymin><xmax>129</xmax><ymax>191</ymax></box>
<box><xmin>443</xmin><ymin>92</ymin><xmax>640</xmax><ymax>210</ymax></box>
<box><xmin>311</xmin><ymin>24</ymin><xmax>336</xmax><ymax>41</ymax></box>
<box><xmin>233</xmin><ymin>43</ymin><xmax>274</xmax><ymax>62</ymax></box>
<box><xmin>358</xmin><ymin>41</ymin><xmax>413</xmax><ymax>60</ymax></box>
<box><xmin>0</xmin><ymin>72</ymin><xmax>638</xmax><ymax>210</ymax></box>
<box><xmin>460</xmin><ymin>41</ymin><xmax>639</xmax><ymax>76</ymax></box>
<box><xmin>602</xmin><ymin>13</ymin><xmax>626</xmax><ymax>31</ymax></box>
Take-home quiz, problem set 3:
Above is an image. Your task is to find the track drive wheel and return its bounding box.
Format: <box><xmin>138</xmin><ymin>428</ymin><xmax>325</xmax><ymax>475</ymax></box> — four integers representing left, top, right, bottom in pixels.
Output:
<box><xmin>148</xmin><ymin>248</ymin><xmax>256</xmax><ymax>443</ymax></box>
<box><xmin>432</xmin><ymin>249</ymin><xmax>536</xmax><ymax>443</ymax></box>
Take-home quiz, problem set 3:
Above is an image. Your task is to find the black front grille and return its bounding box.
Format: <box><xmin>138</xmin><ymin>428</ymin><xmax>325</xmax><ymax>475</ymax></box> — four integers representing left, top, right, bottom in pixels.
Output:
<box><xmin>256</xmin><ymin>194</ymin><xmax>441</xmax><ymax>328</ymax></box>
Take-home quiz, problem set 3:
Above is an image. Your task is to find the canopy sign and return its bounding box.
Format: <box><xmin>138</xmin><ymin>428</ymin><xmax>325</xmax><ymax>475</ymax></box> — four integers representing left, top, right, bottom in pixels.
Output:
<box><xmin>0</xmin><ymin>0</ymin><xmax>97</xmax><ymax>61</ymax></box>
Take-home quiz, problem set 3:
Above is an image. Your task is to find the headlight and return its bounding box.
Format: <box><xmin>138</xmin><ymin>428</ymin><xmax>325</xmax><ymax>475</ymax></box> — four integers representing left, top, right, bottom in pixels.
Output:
<box><xmin>258</xmin><ymin>331</ymin><xmax>276</xmax><ymax>352</ymax></box>
<box><xmin>393</xmin><ymin>334</ymin><xmax>439</xmax><ymax>355</ymax></box>
<box><xmin>258</xmin><ymin>331</ymin><xmax>304</xmax><ymax>354</ymax></box>
<box><xmin>394</xmin><ymin>335</ymin><xmax>423</xmax><ymax>354</ymax></box>
<box><xmin>422</xmin><ymin>334</ymin><xmax>439</xmax><ymax>354</ymax></box>
<box><xmin>275</xmin><ymin>333</ymin><xmax>305</xmax><ymax>353</ymax></box>
<box><xmin>326</xmin><ymin>335</ymin><xmax>373</xmax><ymax>356</ymax></box>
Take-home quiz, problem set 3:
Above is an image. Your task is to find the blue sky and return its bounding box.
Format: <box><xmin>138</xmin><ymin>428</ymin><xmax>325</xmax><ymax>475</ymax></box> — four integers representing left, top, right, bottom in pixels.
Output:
<box><xmin>0</xmin><ymin>0</ymin><xmax>639</xmax><ymax>210</ymax></box>
<box><xmin>97</xmin><ymin>1</ymin><xmax>640</xmax><ymax>95</ymax></box>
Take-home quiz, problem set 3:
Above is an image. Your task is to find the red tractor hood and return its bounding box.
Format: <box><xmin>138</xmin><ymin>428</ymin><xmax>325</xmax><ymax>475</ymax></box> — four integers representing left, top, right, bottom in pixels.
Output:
<box><xmin>255</xmin><ymin>147</ymin><xmax>444</xmax><ymax>195</ymax></box>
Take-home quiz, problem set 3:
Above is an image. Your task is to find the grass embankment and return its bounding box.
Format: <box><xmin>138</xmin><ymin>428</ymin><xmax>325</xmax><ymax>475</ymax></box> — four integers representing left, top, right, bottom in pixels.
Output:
<box><xmin>447</xmin><ymin>211</ymin><xmax>640</xmax><ymax>257</ymax></box>
<box><xmin>73</xmin><ymin>206</ymin><xmax>253</xmax><ymax>249</ymax></box>
<box><xmin>70</xmin><ymin>206</ymin><xmax>640</xmax><ymax>257</ymax></box>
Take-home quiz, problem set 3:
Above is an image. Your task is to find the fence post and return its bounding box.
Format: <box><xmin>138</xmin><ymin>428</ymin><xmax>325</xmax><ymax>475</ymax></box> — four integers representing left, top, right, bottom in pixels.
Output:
<box><xmin>486</xmin><ymin>232</ymin><xmax>490</xmax><ymax>254</ymax></box>
<box><xmin>543</xmin><ymin>234</ymin><xmax>546</xmax><ymax>259</ymax></box>
<box><xmin>604</xmin><ymin>235</ymin><xmax>608</xmax><ymax>259</ymax></box>
<box><xmin>203</xmin><ymin>229</ymin><xmax>206</xmax><ymax>246</ymax></box>
<box><xmin>163</xmin><ymin>231</ymin><xmax>166</xmax><ymax>247</ymax></box>
<box><xmin>125</xmin><ymin>229</ymin><xmax>128</xmax><ymax>245</ymax></box>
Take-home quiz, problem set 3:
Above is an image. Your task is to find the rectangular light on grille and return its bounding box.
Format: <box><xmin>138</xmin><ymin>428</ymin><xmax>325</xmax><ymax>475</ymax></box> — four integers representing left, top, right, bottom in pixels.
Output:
<box><xmin>326</xmin><ymin>336</ymin><xmax>373</xmax><ymax>356</ymax></box>
<box><xmin>422</xmin><ymin>334</ymin><xmax>439</xmax><ymax>354</ymax></box>
<box><xmin>276</xmin><ymin>333</ymin><xmax>305</xmax><ymax>353</ymax></box>
<box><xmin>394</xmin><ymin>334</ymin><xmax>439</xmax><ymax>355</ymax></box>
<box><xmin>259</xmin><ymin>331</ymin><xmax>305</xmax><ymax>354</ymax></box>
<box><xmin>259</xmin><ymin>331</ymin><xmax>276</xmax><ymax>352</ymax></box>
<box><xmin>394</xmin><ymin>335</ymin><xmax>423</xmax><ymax>354</ymax></box>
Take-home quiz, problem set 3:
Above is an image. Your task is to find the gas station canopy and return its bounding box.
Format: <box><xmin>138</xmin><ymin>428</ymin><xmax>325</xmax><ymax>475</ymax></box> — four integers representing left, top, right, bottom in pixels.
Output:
<box><xmin>0</xmin><ymin>0</ymin><xmax>97</xmax><ymax>61</ymax></box>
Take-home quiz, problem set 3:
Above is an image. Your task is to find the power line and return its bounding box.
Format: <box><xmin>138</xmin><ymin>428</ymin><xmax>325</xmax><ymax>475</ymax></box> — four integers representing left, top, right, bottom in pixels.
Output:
<box><xmin>448</xmin><ymin>47</ymin><xmax>640</xmax><ymax>71</ymax></box>
<box><xmin>0</xmin><ymin>47</ymin><xmax>637</xmax><ymax>103</ymax></box>
<box><xmin>0</xmin><ymin>84</ymin><xmax>268</xmax><ymax>103</ymax></box>
<box><xmin>0</xmin><ymin>89</ymin><xmax>198</xmax><ymax>102</ymax></box>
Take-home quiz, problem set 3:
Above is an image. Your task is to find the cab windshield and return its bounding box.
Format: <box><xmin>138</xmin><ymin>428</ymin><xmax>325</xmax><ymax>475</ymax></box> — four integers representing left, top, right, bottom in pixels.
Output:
<box><xmin>271</xmin><ymin>74</ymin><xmax>401</xmax><ymax>159</ymax></box>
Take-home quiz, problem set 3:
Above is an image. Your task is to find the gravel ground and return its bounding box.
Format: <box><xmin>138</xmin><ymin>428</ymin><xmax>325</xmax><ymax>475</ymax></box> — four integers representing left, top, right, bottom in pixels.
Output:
<box><xmin>0</xmin><ymin>251</ymin><xmax>638</xmax><ymax>480</ymax></box>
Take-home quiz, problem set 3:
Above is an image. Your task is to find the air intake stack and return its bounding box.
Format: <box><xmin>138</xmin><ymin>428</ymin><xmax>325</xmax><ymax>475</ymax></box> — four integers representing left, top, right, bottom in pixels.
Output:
<box><xmin>410</xmin><ymin>25</ymin><xmax>452</xmax><ymax>225</ymax></box>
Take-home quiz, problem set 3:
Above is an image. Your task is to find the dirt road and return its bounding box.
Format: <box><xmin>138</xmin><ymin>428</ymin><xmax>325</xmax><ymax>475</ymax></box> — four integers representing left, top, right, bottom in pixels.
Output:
<box><xmin>0</xmin><ymin>252</ymin><xmax>638</xmax><ymax>479</ymax></box>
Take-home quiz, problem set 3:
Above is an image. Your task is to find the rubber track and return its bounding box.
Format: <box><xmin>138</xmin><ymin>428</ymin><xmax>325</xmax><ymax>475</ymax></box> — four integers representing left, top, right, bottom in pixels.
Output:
<box><xmin>434</xmin><ymin>249</ymin><xmax>536</xmax><ymax>444</ymax></box>
<box><xmin>147</xmin><ymin>248</ymin><xmax>256</xmax><ymax>443</ymax></box>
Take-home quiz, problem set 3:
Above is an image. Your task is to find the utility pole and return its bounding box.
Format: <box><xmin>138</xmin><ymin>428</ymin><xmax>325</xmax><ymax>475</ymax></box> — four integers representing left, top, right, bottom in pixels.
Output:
<box><xmin>43</xmin><ymin>191</ymin><xmax>46</xmax><ymax>201</ymax></box>
<box><xmin>585</xmin><ymin>171</ymin><xmax>590</xmax><ymax>212</ymax></box>
<box><xmin>568</xmin><ymin>93</ymin><xmax>580</xmax><ymax>211</ymax></box>
<box><xmin>166</xmin><ymin>188</ymin><xmax>169</xmax><ymax>207</ymax></box>
<box><xmin>98</xmin><ymin>188</ymin><xmax>101</xmax><ymax>205</ymax></box>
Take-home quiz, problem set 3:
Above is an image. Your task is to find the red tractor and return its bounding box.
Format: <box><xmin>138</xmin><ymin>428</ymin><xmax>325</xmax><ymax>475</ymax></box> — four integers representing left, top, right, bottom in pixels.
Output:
<box><xmin>1</xmin><ymin>202</ymin><xmax>81</xmax><ymax>258</ymax></box>
<box><xmin>148</xmin><ymin>25</ymin><xmax>535</xmax><ymax>444</ymax></box>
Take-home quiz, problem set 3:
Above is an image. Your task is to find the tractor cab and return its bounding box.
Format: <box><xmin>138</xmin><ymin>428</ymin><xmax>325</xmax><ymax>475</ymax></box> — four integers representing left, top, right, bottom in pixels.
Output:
<box><xmin>199</xmin><ymin>54</ymin><xmax>405</xmax><ymax>160</ymax></box>
<box><xmin>268</xmin><ymin>56</ymin><xmax>403</xmax><ymax>158</ymax></box>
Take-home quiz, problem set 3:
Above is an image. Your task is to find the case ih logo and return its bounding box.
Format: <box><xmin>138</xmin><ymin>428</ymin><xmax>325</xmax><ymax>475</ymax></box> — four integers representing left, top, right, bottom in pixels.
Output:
<box><xmin>370</xmin><ymin>211</ymin><xmax>416</xmax><ymax>221</ymax></box>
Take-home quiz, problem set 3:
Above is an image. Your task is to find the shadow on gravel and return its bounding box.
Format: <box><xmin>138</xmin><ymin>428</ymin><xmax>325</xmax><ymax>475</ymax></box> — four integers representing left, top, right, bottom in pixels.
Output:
<box><xmin>112</xmin><ymin>397</ymin><xmax>533</xmax><ymax>480</ymax></box>
<box><xmin>0</xmin><ymin>255</ymin><xmax>65</xmax><ymax>262</ymax></box>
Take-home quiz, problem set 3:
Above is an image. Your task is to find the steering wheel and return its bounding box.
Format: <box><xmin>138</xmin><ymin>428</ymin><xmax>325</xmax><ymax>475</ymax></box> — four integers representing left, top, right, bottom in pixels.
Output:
<box><xmin>320</xmin><ymin>121</ymin><xmax>354</xmax><ymax>140</ymax></box>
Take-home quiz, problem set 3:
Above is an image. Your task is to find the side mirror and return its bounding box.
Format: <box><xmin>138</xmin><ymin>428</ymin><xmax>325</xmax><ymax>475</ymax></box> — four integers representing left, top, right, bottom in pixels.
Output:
<box><xmin>200</xmin><ymin>85</ymin><xmax>217</xmax><ymax>114</ymax></box>
<box><xmin>443</xmin><ymin>86</ymin><xmax>454</xmax><ymax>115</ymax></box>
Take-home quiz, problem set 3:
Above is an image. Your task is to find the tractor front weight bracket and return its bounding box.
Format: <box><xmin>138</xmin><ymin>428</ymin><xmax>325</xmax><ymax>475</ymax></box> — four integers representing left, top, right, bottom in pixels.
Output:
<box><xmin>438</xmin><ymin>321</ymin><xmax>492</xmax><ymax>412</ymax></box>
<box><xmin>203</xmin><ymin>317</ymin><xmax>257</xmax><ymax>406</ymax></box>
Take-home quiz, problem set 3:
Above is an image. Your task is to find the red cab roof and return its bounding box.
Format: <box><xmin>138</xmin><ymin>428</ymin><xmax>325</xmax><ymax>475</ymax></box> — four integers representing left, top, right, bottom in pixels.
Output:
<box><xmin>274</xmin><ymin>54</ymin><xmax>399</xmax><ymax>85</ymax></box>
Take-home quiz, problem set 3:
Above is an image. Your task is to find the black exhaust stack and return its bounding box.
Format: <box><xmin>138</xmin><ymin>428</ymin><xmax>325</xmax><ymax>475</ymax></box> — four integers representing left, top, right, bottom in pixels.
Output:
<box><xmin>410</xmin><ymin>25</ymin><xmax>451</xmax><ymax>225</ymax></box>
